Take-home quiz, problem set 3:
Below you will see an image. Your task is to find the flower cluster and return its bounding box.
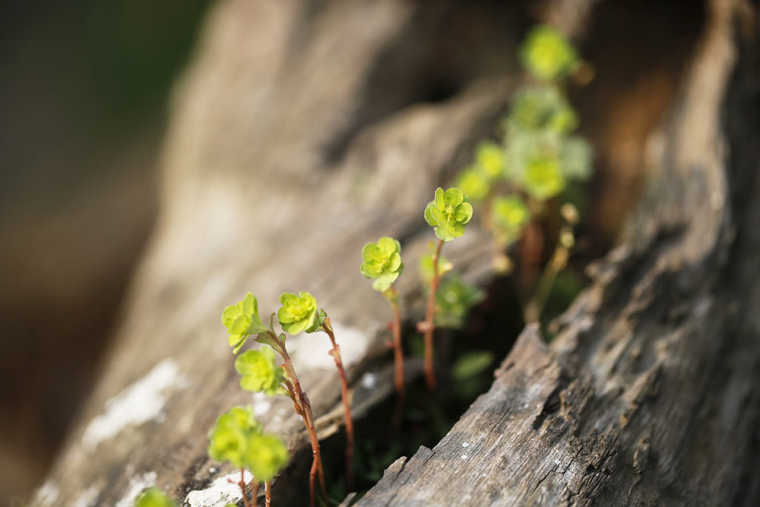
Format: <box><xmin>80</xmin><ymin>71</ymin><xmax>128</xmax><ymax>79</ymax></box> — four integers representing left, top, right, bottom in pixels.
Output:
<box><xmin>235</xmin><ymin>347</ymin><xmax>284</xmax><ymax>395</ymax></box>
<box><xmin>491</xmin><ymin>196</ymin><xmax>530</xmax><ymax>246</ymax></box>
<box><xmin>520</xmin><ymin>25</ymin><xmax>579</xmax><ymax>81</ymax></box>
<box><xmin>360</xmin><ymin>237</ymin><xmax>403</xmax><ymax>292</ymax></box>
<box><xmin>277</xmin><ymin>292</ymin><xmax>321</xmax><ymax>335</ymax></box>
<box><xmin>221</xmin><ymin>292</ymin><xmax>266</xmax><ymax>353</ymax></box>
<box><xmin>424</xmin><ymin>187</ymin><xmax>473</xmax><ymax>242</ymax></box>
<box><xmin>208</xmin><ymin>406</ymin><xmax>289</xmax><ymax>482</ymax></box>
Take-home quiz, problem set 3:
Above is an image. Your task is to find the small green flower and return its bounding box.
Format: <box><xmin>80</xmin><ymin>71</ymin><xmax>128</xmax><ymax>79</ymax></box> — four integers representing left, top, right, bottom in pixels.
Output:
<box><xmin>208</xmin><ymin>407</ymin><xmax>262</xmax><ymax>468</ymax></box>
<box><xmin>507</xmin><ymin>86</ymin><xmax>577</xmax><ymax>135</ymax></box>
<box><xmin>491</xmin><ymin>196</ymin><xmax>530</xmax><ymax>246</ymax></box>
<box><xmin>522</xmin><ymin>153</ymin><xmax>565</xmax><ymax>200</ymax></box>
<box><xmin>222</xmin><ymin>293</ymin><xmax>266</xmax><ymax>353</ymax></box>
<box><xmin>134</xmin><ymin>488</ymin><xmax>176</xmax><ymax>507</ymax></box>
<box><xmin>277</xmin><ymin>292</ymin><xmax>320</xmax><ymax>334</ymax></box>
<box><xmin>245</xmin><ymin>433</ymin><xmax>290</xmax><ymax>482</ymax></box>
<box><xmin>424</xmin><ymin>187</ymin><xmax>473</xmax><ymax>242</ymax></box>
<box><xmin>235</xmin><ymin>347</ymin><xmax>284</xmax><ymax>395</ymax></box>
<box><xmin>435</xmin><ymin>276</ymin><xmax>485</xmax><ymax>329</ymax></box>
<box><xmin>457</xmin><ymin>167</ymin><xmax>490</xmax><ymax>201</ymax></box>
<box><xmin>475</xmin><ymin>141</ymin><xmax>506</xmax><ymax>179</ymax></box>
<box><xmin>360</xmin><ymin>237</ymin><xmax>403</xmax><ymax>292</ymax></box>
<box><xmin>520</xmin><ymin>25</ymin><xmax>578</xmax><ymax>81</ymax></box>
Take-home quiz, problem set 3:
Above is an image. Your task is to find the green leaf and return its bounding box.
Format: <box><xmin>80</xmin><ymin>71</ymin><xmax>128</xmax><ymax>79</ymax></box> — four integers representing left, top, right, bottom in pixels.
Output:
<box><xmin>423</xmin><ymin>187</ymin><xmax>473</xmax><ymax>242</ymax></box>
<box><xmin>435</xmin><ymin>276</ymin><xmax>485</xmax><ymax>329</ymax></box>
<box><xmin>277</xmin><ymin>291</ymin><xmax>320</xmax><ymax>334</ymax></box>
<box><xmin>456</xmin><ymin>167</ymin><xmax>490</xmax><ymax>201</ymax></box>
<box><xmin>520</xmin><ymin>25</ymin><xmax>579</xmax><ymax>81</ymax></box>
<box><xmin>221</xmin><ymin>292</ymin><xmax>266</xmax><ymax>353</ymax></box>
<box><xmin>475</xmin><ymin>141</ymin><xmax>506</xmax><ymax>179</ymax></box>
<box><xmin>134</xmin><ymin>488</ymin><xmax>176</xmax><ymax>507</ymax></box>
<box><xmin>235</xmin><ymin>348</ymin><xmax>284</xmax><ymax>395</ymax></box>
<box><xmin>506</xmin><ymin>85</ymin><xmax>577</xmax><ymax>136</ymax></box>
<box><xmin>360</xmin><ymin>236</ymin><xmax>403</xmax><ymax>292</ymax></box>
<box><xmin>452</xmin><ymin>351</ymin><xmax>494</xmax><ymax>381</ymax></box>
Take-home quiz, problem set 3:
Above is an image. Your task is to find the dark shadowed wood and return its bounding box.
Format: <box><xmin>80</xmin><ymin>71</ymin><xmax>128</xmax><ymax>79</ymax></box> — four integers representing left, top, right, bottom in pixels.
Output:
<box><xmin>355</xmin><ymin>0</ymin><xmax>760</xmax><ymax>505</ymax></box>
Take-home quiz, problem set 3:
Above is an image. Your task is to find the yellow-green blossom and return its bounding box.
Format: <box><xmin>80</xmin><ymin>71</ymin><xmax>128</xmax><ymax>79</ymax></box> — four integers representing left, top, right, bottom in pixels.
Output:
<box><xmin>222</xmin><ymin>292</ymin><xmax>266</xmax><ymax>353</ymax></box>
<box><xmin>475</xmin><ymin>141</ymin><xmax>506</xmax><ymax>179</ymax></box>
<box><xmin>208</xmin><ymin>407</ymin><xmax>262</xmax><ymax>468</ymax></box>
<box><xmin>522</xmin><ymin>154</ymin><xmax>565</xmax><ymax>200</ymax></box>
<box><xmin>491</xmin><ymin>196</ymin><xmax>530</xmax><ymax>246</ymax></box>
<box><xmin>134</xmin><ymin>488</ymin><xmax>176</xmax><ymax>507</ymax></box>
<box><xmin>424</xmin><ymin>187</ymin><xmax>473</xmax><ymax>242</ymax></box>
<box><xmin>520</xmin><ymin>25</ymin><xmax>578</xmax><ymax>81</ymax></box>
<box><xmin>277</xmin><ymin>292</ymin><xmax>320</xmax><ymax>334</ymax></box>
<box><xmin>360</xmin><ymin>237</ymin><xmax>403</xmax><ymax>292</ymax></box>
<box><xmin>246</xmin><ymin>433</ymin><xmax>290</xmax><ymax>482</ymax></box>
<box><xmin>507</xmin><ymin>86</ymin><xmax>577</xmax><ymax>135</ymax></box>
<box><xmin>235</xmin><ymin>347</ymin><xmax>284</xmax><ymax>395</ymax></box>
<box><xmin>457</xmin><ymin>167</ymin><xmax>490</xmax><ymax>201</ymax></box>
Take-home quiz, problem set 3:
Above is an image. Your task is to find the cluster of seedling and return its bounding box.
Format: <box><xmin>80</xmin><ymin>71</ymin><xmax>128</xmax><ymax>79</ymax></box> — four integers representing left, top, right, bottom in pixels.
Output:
<box><xmin>134</xmin><ymin>25</ymin><xmax>591</xmax><ymax>507</ymax></box>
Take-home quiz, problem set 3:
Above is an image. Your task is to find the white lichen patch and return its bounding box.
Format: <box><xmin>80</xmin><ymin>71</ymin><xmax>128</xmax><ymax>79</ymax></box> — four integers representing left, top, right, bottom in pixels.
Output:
<box><xmin>73</xmin><ymin>486</ymin><xmax>100</xmax><ymax>507</ymax></box>
<box><xmin>82</xmin><ymin>360</ymin><xmax>189</xmax><ymax>450</ymax></box>
<box><xmin>186</xmin><ymin>471</ymin><xmax>253</xmax><ymax>507</ymax></box>
<box><xmin>291</xmin><ymin>322</ymin><xmax>371</xmax><ymax>371</ymax></box>
<box><xmin>114</xmin><ymin>472</ymin><xmax>157</xmax><ymax>507</ymax></box>
<box><xmin>33</xmin><ymin>480</ymin><xmax>59</xmax><ymax>505</ymax></box>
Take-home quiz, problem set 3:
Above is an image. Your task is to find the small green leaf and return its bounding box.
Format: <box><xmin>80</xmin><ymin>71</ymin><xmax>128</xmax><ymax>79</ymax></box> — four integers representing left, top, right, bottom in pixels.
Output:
<box><xmin>456</xmin><ymin>167</ymin><xmax>490</xmax><ymax>201</ymax></box>
<box><xmin>452</xmin><ymin>351</ymin><xmax>494</xmax><ymax>381</ymax></box>
<box><xmin>424</xmin><ymin>187</ymin><xmax>473</xmax><ymax>242</ymax></box>
<box><xmin>134</xmin><ymin>488</ymin><xmax>176</xmax><ymax>507</ymax></box>
<box><xmin>491</xmin><ymin>196</ymin><xmax>531</xmax><ymax>246</ymax></box>
<box><xmin>435</xmin><ymin>276</ymin><xmax>485</xmax><ymax>329</ymax></box>
<box><xmin>475</xmin><ymin>141</ymin><xmax>506</xmax><ymax>179</ymax></box>
<box><xmin>277</xmin><ymin>291</ymin><xmax>320</xmax><ymax>335</ymax></box>
<box><xmin>522</xmin><ymin>153</ymin><xmax>565</xmax><ymax>200</ymax></box>
<box><xmin>520</xmin><ymin>25</ymin><xmax>579</xmax><ymax>81</ymax></box>
<box><xmin>360</xmin><ymin>236</ymin><xmax>404</xmax><ymax>292</ymax></box>
<box><xmin>235</xmin><ymin>348</ymin><xmax>284</xmax><ymax>395</ymax></box>
<box><xmin>222</xmin><ymin>292</ymin><xmax>267</xmax><ymax>354</ymax></box>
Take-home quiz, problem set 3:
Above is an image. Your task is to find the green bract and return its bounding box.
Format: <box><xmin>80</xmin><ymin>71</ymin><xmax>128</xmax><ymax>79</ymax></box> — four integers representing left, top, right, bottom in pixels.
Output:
<box><xmin>134</xmin><ymin>488</ymin><xmax>176</xmax><ymax>507</ymax></box>
<box><xmin>278</xmin><ymin>292</ymin><xmax>320</xmax><ymax>334</ymax></box>
<box><xmin>235</xmin><ymin>347</ymin><xmax>284</xmax><ymax>395</ymax></box>
<box><xmin>208</xmin><ymin>407</ymin><xmax>262</xmax><ymax>468</ymax></box>
<box><xmin>360</xmin><ymin>237</ymin><xmax>403</xmax><ymax>292</ymax></box>
<box><xmin>246</xmin><ymin>433</ymin><xmax>290</xmax><ymax>482</ymax></box>
<box><xmin>435</xmin><ymin>276</ymin><xmax>485</xmax><ymax>329</ymax></box>
<box><xmin>222</xmin><ymin>292</ymin><xmax>266</xmax><ymax>353</ymax></box>
<box><xmin>520</xmin><ymin>25</ymin><xmax>578</xmax><ymax>81</ymax></box>
<box><xmin>475</xmin><ymin>141</ymin><xmax>506</xmax><ymax>179</ymax></box>
<box><xmin>491</xmin><ymin>196</ymin><xmax>530</xmax><ymax>245</ymax></box>
<box><xmin>522</xmin><ymin>153</ymin><xmax>565</xmax><ymax>200</ymax></box>
<box><xmin>424</xmin><ymin>187</ymin><xmax>473</xmax><ymax>242</ymax></box>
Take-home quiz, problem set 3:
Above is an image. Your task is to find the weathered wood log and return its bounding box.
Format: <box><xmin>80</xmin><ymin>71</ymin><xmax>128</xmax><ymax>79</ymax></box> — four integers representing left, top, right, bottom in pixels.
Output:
<box><xmin>355</xmin><ymin>0</ymin><xmax>760</xmax><ymax>505</ymax></box>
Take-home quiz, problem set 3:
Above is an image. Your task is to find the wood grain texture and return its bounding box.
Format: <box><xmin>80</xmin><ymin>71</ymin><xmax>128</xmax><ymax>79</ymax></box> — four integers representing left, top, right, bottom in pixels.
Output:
<box><xmin>355</xmin><ymin>1</ymin><xmax>760</xmax><ymax>505</ymax></box>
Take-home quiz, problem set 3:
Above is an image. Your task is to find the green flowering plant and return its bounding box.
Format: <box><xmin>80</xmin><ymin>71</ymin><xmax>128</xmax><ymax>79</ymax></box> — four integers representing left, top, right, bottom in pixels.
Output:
<box><xmin>235</xmin><ymin>348</ymin><xmax>284</xmax><ymax>395</ymax></box>
<box><xmin>360</xmin><ymin>237</ymin><xmax>403</xmax><ymax>292</ymax></box>
<box><xmin>457</xmin><ymin>167</ymin><xmax>490</xmax><ymax>201</ymax></box>
<box><xmin>277</xmin><ymin>292</ymin><xmax>321</xmax><ymax>335</ymax></box>
<box><xmin>245</xmin><ymin>433</ymin><xmax>290</xmax><ymax>482</ymax></box>
<box><xmin>506</xmin><ymin>85</ymin><xmax>577</xmax><ymax>136</ymax></box>
<box><xmin>419</xmin><ymin>245</ymin><xmax>453</xmax><ymax>284</ymax></box>
<box><xmin>134</xmin><ymin>488</ymin><xmax>176</xmax><ymax>507</ymax></box>
<box><xmin>435</xmin><ymin>275</ymin><xmax>485</xmax><ymax>329</ymax></box>
<box><xmin>520</xmin><ymin>25</ymin><xmax>578</xmax><ymax>81</ymax></box>
<box><xmin>222</xmin><ymin>292</ymin><xmax>267</xmax><ymax>353</ymax></box>
<box><xmin>424</xmin><ymin>187</ymin><xmax>473</xmax><ymax>242</ymax></box>
<box><xmin>491</xmin><ymin>196</ymin><xmax>531</xmax><ymax>246</ymax></box>
<box><xmin>474</xmin><ymin>141</ymin><xmax>507</xmax><ymax>179</ymax></box>
<box><xmin>521</xmin><ymin>152</ymin><xmax>565</xmax><ymax>200</ymax></box>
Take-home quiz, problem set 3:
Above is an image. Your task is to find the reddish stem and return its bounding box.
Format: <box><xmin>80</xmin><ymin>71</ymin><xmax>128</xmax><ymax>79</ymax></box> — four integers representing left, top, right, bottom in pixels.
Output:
<box><xmin>422</xmin><ymin>239</ymin><xmax>444</xmax><ymax>390</ymax></box>
<box><xmin>239</xmin><ymin>468</ymin><xmax>251</xmax><ymax>507</ymax></box>
<box><xmin>391</xmin><ymin>298</ymin><xmax>404</xmax><ymax>401</ymax></box>
<box><xmin>322</xmin><ymin>318</ymin><xmax>355</xmax><ymax>489</ymax></box>
<box><xmin>251</xmin><ymin>479</ymin><xmax>259</xmax><ymax>507</ymax></box>
<box><xmin>265</xmin><ymin>480</ymin><xmax>272</xmax><ymax>507</ymax></box>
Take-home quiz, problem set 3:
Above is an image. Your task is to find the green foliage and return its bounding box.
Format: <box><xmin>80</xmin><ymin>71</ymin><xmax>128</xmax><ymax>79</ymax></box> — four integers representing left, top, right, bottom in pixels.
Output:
<box><xmin>452</xmin><ymin>351</ymin><xmax>494</xmax><ymax>381</ymax></box>
<box><xmin>208</xmin><ymin>407</ymin><xmax>262</xmax><ymax>468</ymax></box>
<box><xmin>208</xmin><ymin>406</ymin><xmax>289</xmax><ymax>481</ymax></box>
<box><xmin>134</xmin><ymin>488</ymin><xmax>176</xmax><ymax>507</ymax></box>
<box><xmin>491</xmin><ymin>196</ymin><xmax>531</xmax><ymax>246</ymax></box>
<box><xmin>245</xmin><ymin>433</ymin><xmax>290</xmax><ymax>482</ymax></box>
<box><xmin>522</xmin><ymin>152</ymin><xmax>566</xmax><ymax>200</ymax></box>
<box><xmin>235</xmin><ymin>347</ymin><xmax>284</xmax><ymax>395</ymax></box>
<box><xmin>360</xmin><ymin>237</ymin><xmax>404</xmax><ymax>292</ymax></box>
<box><xmin>277</xmin><ymin>291</ymin><xmax>320</xmax><ymax>334</ymax></box>
<box><xmin>435</xmin><ymin>276</ymin><xmax>485</xmax><ymax>329</ymax></box>
<box><xmin>474</xmin><ymin>141</ymin><xmax>506</xmax><ymax>179</ymax></box>
<box><xmin>222</xmin><ymin>292</ymin><xmax>266</xmax><ymax>353</ymax></box>
<box><xmin>506</xmin><ymin>85</ymin><xmax>577</xmax><ymax>136</ymax></box>
<box><xmin>424</xmin><ymin>187</ymin><xmax>473</xmax><ymax>242</ymax></box>
<box><xmin>520</xmin><ymin>25</ymin><xmax>578</xmax><ymax>81</ymax></box>
<box><xmin>419</xmin><ymin>245</ymin><xmax>453</xmax><ymax>284</ymax></box>
<box><xmin>456</xmin><ymin>167</ymin><xmax>490</xmax><ymax>201</ymax></box>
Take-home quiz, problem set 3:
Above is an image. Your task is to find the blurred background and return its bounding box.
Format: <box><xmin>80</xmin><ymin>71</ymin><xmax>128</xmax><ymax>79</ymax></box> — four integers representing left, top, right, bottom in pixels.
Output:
<box><xmin>0</xmin><ymin>0</ymin><xmax>707</xmax><ymax>501</ymax></box>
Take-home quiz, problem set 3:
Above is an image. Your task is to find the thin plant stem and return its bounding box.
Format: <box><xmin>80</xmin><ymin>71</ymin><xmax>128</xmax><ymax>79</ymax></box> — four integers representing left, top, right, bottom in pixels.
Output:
<box><xmin>239</xmin><ymin>468</ymin><xmax>251</xmax><ymax>507</ymax></box>
<box><xmin>422</xmin><ymin>239</ymin><xmax>444</xmax><ymax>390</ymax></box>
<box><xmin>384</xmin><ymin>288</ymin><xmax>405</xmax><ymax>401</ymax></box>
<box><xmin>524</xmin><ymin>227</ymin><xmax>572</xmax><ymax>323</ymax></box>
<box><xmin>321</xmin><ymin>317</ymin><xmax>355</xmax><ymax>489</ymax></box>
<box><xmin>265</xmin><ymin>480</ymin><xmax>272</xmax><ymax>507</ymax></box>
<box><xmin>272</xmin><ymin>336</ymin><xmax>326</xmax><ymax>507</ymax></box>
<box><xmin>251</xmin><ymin>479</ymin><xmax>260</xmax><ymax>507</ymax></box>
